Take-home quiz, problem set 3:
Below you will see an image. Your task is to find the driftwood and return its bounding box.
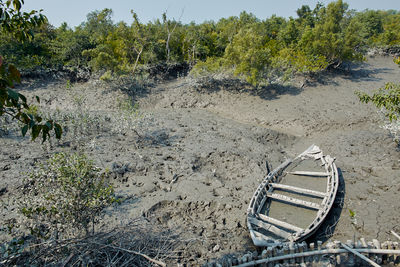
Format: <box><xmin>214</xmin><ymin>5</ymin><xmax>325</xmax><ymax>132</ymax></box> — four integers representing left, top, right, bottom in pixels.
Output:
<box><xmin>247</xmin><ymin>144</ymin><xmax>339</xmax><ymax>245</ymax></box>
<box><xmin>205</xmin><ymin>239</ymin><xmax>400</xmax><ymax>267</ymax></box>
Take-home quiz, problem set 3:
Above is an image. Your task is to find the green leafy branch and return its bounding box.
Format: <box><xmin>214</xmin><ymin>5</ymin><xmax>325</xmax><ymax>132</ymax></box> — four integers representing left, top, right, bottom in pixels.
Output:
<box><xmin>0</xmin><ymin>0</ymin><xmax>47</xmax><ymax>41</ymax></box>
<box><xmin>356</xmin><ymin>83</ymin><xmax>400</xmax><ymax>122</ymax></box>
<box><xmin>0</xmin><ymin>57</ymin><xmax>62</xmax><ymax>141</ymax></box>
<box><xmin>356</xmin><ymin>57</ymin><xmax>400</xmax><ymax>122</ymax></box>
<box><xmin>0</xmin><ymin>0</ymin><xmax>61</xmax><ymax>142</ymax></box>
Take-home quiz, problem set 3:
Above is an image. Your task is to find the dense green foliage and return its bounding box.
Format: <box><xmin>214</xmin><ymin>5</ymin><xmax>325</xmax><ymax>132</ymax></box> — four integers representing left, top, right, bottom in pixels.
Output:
<box><xmin>0</xmin><ymin>0</ymin><xmax>62</xmax><ymax>141</ymax></box>
<box><xmin>1</xmin><ymin>1</ymin><xmax>400</xmax><ymax>85</ymax></box>
<box><xmin>357</xmin><ymin>57</ymin><xmax>400</xmax><ymax>122</ymax></box>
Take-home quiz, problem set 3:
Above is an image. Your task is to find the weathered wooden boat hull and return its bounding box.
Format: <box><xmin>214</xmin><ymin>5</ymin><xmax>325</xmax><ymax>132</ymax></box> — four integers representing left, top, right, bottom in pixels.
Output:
<box><xmin>247</xmin><ymin>145</ymin><xmax>339</xmax><ymax>246</ymax></box>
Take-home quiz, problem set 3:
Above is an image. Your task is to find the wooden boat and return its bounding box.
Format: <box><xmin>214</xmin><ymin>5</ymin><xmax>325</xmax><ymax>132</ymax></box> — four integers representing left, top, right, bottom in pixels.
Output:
<box><xmin>247</xmin><ymin>145</ymin><xmax>339</xmax><ymax>246</ymax></box>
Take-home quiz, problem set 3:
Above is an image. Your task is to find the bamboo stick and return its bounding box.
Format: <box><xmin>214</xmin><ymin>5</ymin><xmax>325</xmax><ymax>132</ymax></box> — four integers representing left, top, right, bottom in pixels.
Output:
<box><xmin>382</xmin><ymin>241</ymin><xmax>389</xmax><ymax>264</ymax></box>
<box><xmin>235</xmin><ymin>248</ymin><xmax>400</xmax><ymax>267</ymax></box>
<box><xmin>295</xmin><ymin>243</ymin><xmax>301</xmax><ymax>264</ymax></box>
<box><xmin>346</xmin><ymin>240</ymin><xmax>355</xmax><ymax>265</ymax></box>
<box><xmin>310</xmin><ymin>242</ymin><xmax>315</xmax><ymax>262</ymax></box>
<box><xmin>373</xmin><ymin>239</ymin><xmax>382</xmax><ymax>264</ymax></box>
<box><xmin>391</xmin><ymin>230</ymin><xmax>400</xmax><ymax>241</ymax></box>
<box><xmin>334</xmin><ymin>240</ymin><xmax>342</xmax><ymax>265</ymax></box>
<box><xmin>317</xmin><ymin>241</ymin><xmax>322</xmax><ymax>263</ymax></box>
<box><xmin>298</xmin><ymin>242</ymin><xmax>305</xmax><ymax>264</ymax></box>
<box><xmin>326</xmin><ymin>241</ymin><xmax>336</xmax><ymax>265</ymax></box>
<box><xmin>388</xmin><ymin>241</ymin><xmax>394</xmax><ymax>263</ymax></box>
<box><xmin>355</xmin><ymin>239</ymin><xmax>363</xmax><ymax>265</ymax></box>
<box><xmin>261</xmin><ymin>249</ymin><xmax>267</xmax><ymax>259</ymax></box>
<box><xmin>283</xmin><ymin>244</ymin><xmax>289</xmax><ymax>264</ymax></box>
<box><xmin>394</xmin><ymin>242</ymin><xmax>399</xmax><ymax>264</ymax></box>
<box><xmin>341</xmin><ymin>242</ymin><xmax>381</xmax><ymax>267</ymax></box>
<box><xmin>360</xmin><ymin>238</ymin><xmax>367</xmax><ymax>248</ymax></box>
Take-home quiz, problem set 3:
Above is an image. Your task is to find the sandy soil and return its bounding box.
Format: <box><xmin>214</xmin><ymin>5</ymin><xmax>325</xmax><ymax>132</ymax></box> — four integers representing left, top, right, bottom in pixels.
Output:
<box><xmin>1</xmin><ymin>55</ymin><xmax>399</xmax><ymax>265</ymax></box>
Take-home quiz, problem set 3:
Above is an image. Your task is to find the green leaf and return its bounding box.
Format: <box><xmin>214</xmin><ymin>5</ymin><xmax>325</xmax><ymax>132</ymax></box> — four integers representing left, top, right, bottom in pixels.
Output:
<box><xmin>31</xmin><ymin>125</ymin><xmax>40</xmax><ymax>140</ymax></box>
<box><xmin>29</xmin><ymin>118</ymin><xmax>35</xmax><ymax>128</ymax></box>
<box><xmin>349</xmin><ymin>209</ymin><xmax>355</xmax><ymax>218</ymax></box>
<box><xmin>35</xmin><ymin>116</ymin><xmax>42</xmax><ymax>123</ymax></box>
<box><xmin>54</xmin><ymin>123</ymin><xmax>62</xmax><ymax>139</ymax></box>
<box><xmin>45</xmin><ymin>121</ymin><xmax>52</xmax><ymax>130</ymax></box>
<box><xmin>8</xmin><ymin>65</ymin><xmax>21</xmax><ymax>83</ymax></box>
<box><xmin>7</xmin><ymin>88</ymin><xmax>19</xmax><ymax>101</ymax></box>
<box><xmin>42</xmin><ymin>129</ymin><xmax>48</xmax><ymax>143</ymax></box>
<box><xmin>13</xmin><ymin>0</ymin><xmax>22</xmax><ymax>11</ymax></box>
<box><xmin>18</xmin><ymin>93</ymin><xmax>27</xmax><ymax>103</ymax></box>
<box><xmin>20</xmin><ymin>113</ymin><xmax>29</xmax><ymax>123</ymax></box>
<box><xmin>21</xmin><ymin>125</ymin><xmax>28</xmax><ymax>136</ymax></box>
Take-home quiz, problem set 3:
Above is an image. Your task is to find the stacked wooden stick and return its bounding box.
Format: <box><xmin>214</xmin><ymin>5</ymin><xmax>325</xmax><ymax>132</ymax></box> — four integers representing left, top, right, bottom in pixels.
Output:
<box><xmin>204</xmin><ymin>238</ymin><xmax>400</xmax><ymax>267</ymax></box>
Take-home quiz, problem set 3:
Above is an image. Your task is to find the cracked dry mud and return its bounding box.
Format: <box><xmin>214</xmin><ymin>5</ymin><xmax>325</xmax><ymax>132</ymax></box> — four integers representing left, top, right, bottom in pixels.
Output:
<box><xmin>1</xmin><ymin>55</ymin><xmax>400</xmax><ymax>265</ymax></box>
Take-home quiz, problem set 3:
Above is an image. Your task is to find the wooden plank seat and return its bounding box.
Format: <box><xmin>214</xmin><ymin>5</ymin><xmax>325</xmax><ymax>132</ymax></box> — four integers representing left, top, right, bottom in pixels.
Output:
<box><xmin>266</xmin><ymin>193</ymin><xmax>321</xmax><ymax>210</ymax></box>
<box><xmin>258</xmin><ymin>213</ymin><xmax>304</xmax><ymax>233</ymax></box>
<box><xmin>248</xmin><ymin>217</ymin><xmax>293</xmax><ymax>239</ymax></box>
<box><xmin>247</xmin><ymin>145</ymin><xmax>339</xmax><ymax>245</ymax></box>
<box><xmin>287</xmin><ymin>171</ymin><xmax>330</xmax><ymax>177</ymax></box>
<box><xmin>270</xmin><ymin>183</ymin><xmax>326</xmax><ymax>198</ymax></box>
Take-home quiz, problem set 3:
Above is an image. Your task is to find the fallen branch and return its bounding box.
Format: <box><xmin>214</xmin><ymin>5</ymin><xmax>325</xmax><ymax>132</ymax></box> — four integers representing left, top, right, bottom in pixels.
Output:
<box><xmin>87</xmin><ymin>241</ymin><xmax>166</xmax><ymax>267</ymax></box>
<box><xmin>61</xmin><ymin>253</ymin><xmax>74</xmax><ymax>267</ymax></box>
<box><xmin>1</xmin><ymin>218</ymin><xmax>181</xmax><ymax>266</ymax></box>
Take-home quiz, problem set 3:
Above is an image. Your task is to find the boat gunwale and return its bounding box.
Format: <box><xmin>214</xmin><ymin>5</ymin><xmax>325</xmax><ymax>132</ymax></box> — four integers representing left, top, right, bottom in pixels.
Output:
<box><xmin>247</xmin><ymin>145</ymin><xmax>339</xmax><ymax>246</ymax></box>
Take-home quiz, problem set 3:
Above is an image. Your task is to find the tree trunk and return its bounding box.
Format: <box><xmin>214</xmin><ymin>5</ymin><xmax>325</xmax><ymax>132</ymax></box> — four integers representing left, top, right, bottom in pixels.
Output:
<box><xmin>132</xmin><ymin>46</ymin><xmax>143</xmax><ymax>75</ymax></box>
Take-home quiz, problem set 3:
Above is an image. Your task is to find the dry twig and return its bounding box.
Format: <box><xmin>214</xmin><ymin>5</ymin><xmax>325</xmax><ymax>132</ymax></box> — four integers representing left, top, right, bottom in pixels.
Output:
<box><xmin>88</xmin><ymin>241</ymin><xmax>166</xmax><ymax>267</ymax></box>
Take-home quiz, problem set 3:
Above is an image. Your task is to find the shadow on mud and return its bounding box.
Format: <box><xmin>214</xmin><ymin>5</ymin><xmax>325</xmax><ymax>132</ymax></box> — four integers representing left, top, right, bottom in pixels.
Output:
<box><xmin>135</xmin><ymin>129</ymin><xmax>181</xmax><ymax>148</ymax></box>
<box><xmin>305</xmin><ymin>61</ymin><xmax>394</xmax><ymax>87</ymax></box>
<box><xmin>193</xmin><ymin>76</ymin><xmax>303</xmax><ymax>101</ymax></box>
<box><xmin>307</xmin><ymin>167</ymin><xmax>345</xmax><ymax>244</ymax></box>
<box><xmin>252</xmin><ymin>83</ymin><xmax>303</xmax><ymax>100</ymax></box>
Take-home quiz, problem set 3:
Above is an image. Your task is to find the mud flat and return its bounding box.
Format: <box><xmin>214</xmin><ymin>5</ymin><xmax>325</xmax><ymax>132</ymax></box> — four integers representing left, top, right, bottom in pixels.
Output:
<box><xmin>1</xmin><ymin>55</ymin><xmax>399</xmax><ymax>265</ymax></box>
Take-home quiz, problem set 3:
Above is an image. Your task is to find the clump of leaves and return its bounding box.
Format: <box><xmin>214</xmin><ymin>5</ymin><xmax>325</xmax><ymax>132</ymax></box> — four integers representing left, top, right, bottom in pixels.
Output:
<box><xmin>191</xmin><ymin>57</ymin><xmax>228</xmax><ymax>76</ymax></box>
<box><xmin>356</xmin><ymin>57</ymin><xmax>400</xmax><ymax>122</ymax></box>
<box><xmin>100</xmin><ymin>70</ymin><xmax>113</xmax><ymax>82</ymax></box>
<box><xmin>394</xmin><ymin>56</ymin><xmax>400</xmax><ymax>66</ymax></box>
<box><xmin>0</xmin><ymin>56</ymin><xmax>62</xmax><ymax>141</ymax></box>
<box><xmin>0</xmin><ymin>1</ymin><xmax>62</xmax><ymax>142</ymax></box>
<box><xmin>274</xmin><ymin>48</ymin><xmax>329</xmax><ymax>74</ymax></box>
<box><xmin>19</xmin><ymin>152</ymin><xmax>117</xmax><ymax>238</ymax></box>
<box><xmin>356</xmin><ymin>82</ymin><xmax>400</xmax><ymax>122</ymax></box>
<box><xmin>349</xmin><ymin>209</ymin><xmax>357</xmax><ymax>225</ymax></box>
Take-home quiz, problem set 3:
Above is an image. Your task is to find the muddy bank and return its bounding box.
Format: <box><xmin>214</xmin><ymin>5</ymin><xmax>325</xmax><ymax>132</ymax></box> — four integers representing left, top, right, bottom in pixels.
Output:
<box><xmin>1</xmin><ymin>55</ymin><xmax>399</xmax><ymax>265</ymax></box>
